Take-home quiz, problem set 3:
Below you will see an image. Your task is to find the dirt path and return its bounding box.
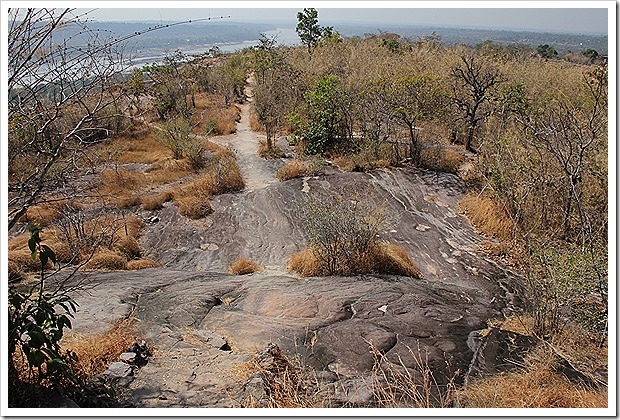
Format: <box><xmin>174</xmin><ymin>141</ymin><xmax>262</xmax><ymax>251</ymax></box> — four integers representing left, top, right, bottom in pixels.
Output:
<box><xmin>211</xmin><ymin>84</ymin><xmax>281</xmax><ymax>191</ymax></box>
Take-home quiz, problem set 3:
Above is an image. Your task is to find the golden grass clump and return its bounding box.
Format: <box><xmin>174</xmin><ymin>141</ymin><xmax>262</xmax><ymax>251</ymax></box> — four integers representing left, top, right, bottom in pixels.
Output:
<box><xmin>277</xmin><ymin>159</ymin><xmax>309</xmax><ymax>181</ymax></box>
<box><xmin>288</xmin><ymin>249</ymin><xmax>327</xmax><ymax>277</ymax></box>
<box><xmin>85</xmin><ymin>251</ymin><xmax>128</xmax><ymax>271</ymax></box>
<box><xmin>8</xmin><ymin>260</ymin><xmax>24</xmax><ymax>282</ymax></box>
<box><xmin>228</xmin><ymin>258</ymin><xmax>263</xmax><ymax>275</ymax></box>
<box><xmin>458</xmin><ymin>193</ymin><xmax>514</xmax><ymax>239</ymax></box>
<box><xmin>113</xmin><ymin>235</ymin><xmax>143</xmax><ymax>259</ymax></box>
<box><xmin>127</xmin><ymin>258</ymin><xmax>162</xmax><ymax>270</ymax></box>
<box><xmin>61</xmin><ymin>319</ymin><xmax>138</xmax><ymax>380</ymax></box>
<box><xmin>457</xmin><ymin>345</ymin><xmax>607</xmax><ymax>408</ymax></box>
<box><xmin>288</xmin><ymin>244</ymin><xmax>422</xmax><ymax>278</ymax></box>
<box><xmin>192</xmin><ymin>96</ymin><xmax>239</xmax><ymax>135</ymax></box>
<box><xmin>331</xmin><ymin>156</ymin><xmax>356</xmax><ymax>173</ymax></box>
<box><xmin>143</xmin><ymin>158</ymin><xmax>193</xmax><ymax>186</ymax></box>
<box><xmin>172</xmin><ymin>148</ymin><xmax>245</xmax><ymax>219</ymax></box>
<box><xmin>141</xmin><ymin>190</ymin><xmax>175</xmax><ymax>211</ymax></box>
<box><xmin>366</xmin><ymin>243</ymin><xmax>424</xmax><ymax>278</ymax></box>
<box><xmin>21</xmin><ymin>204</ymin><xmax>61</xmax><ymax>227</ymax></box>
<box><xmin>102</xmin><ymin>130</ymin><xmax>168</xmax><ymax>165</ymax></box>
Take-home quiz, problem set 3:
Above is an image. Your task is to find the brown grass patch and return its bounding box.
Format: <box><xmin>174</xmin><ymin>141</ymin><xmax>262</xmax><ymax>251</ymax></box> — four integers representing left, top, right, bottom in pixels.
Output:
<box><xmin>288</xmin><ymin>249</ymin><xmax>326</xmax><ymax>277</ymax></box>
<box><xmin>288</xmin><ymin>244</ymin><xmax>422</xmax><ymax>278</ymax></box>
<box><xmin>258</xmin><ymin>140</ymin><xmax>286</xmax><ymax>159</ymax></box>
<box><xmin>458</xmin><ymin>346</ymin><xmax>607</xmax><ymax>408</ymax></box>
<box><xmin>192</xmin><ymin>95</ymin><xmax>239</xmax><ymax>135</ymax></box>
<box><xmin>366</xmin><ymin>243</ymin><xmax>424</xmax><ymax>278</ymax></box>
<box><xmin>331</xmin><ymin>156</ymin><xmax>356</xmax><ymax>172</ymax></box>
<box><xmin>228</xmin><ymin>258</ymin><xmax>263</xmax><ymax>275</ymax></box>
<box><xmin>85</xmin><ymin>251</ymin><xmax>128</xmax><ymax>271</ymax></box>
<box><xmin>8</xmin><ymin>249</ymin><xmax>46</xmax><ymax>272</ymax></box>
<box><xmin>459</xmin><ymin>193</ymin><xmax>514</xmax><ymax>239</ymax></box>
<box><xmin>127</xmin><ymin>258</ymin><xmax>162</xmax><ymax>270</ymax></box>
<box><xmin>277</xmin><ymin>159</ymin><xmax>309</xmax><ymax>181</ymax></box>
<box><xmin>143</xmin><ymin>158</ymin><xmax>193</xmax><ymax>186</ymax></box>
<box><xmin>8</xmin><ymin>260</ymin><xmax>25</xmax><ymax>282</ymax></box>
<box><xmin>113</xmin><ymin>235</ymin><xmax>142</xmax><ymax>259</ymax></box>
<box><xmin>249</xmin><ymin>106</ymin><xmax>263</xmax><ymax>132</ymax></box>
<box><xmin>419</xmin><ymin>147</ymin><xmax>466</xmax><ymax>174</ymax></box>
<box><xmin>172</xmin><ymin>148</ymin><xmax>245</xmax><ymax>219</ymax></box>
<box><xmin>102</xmin><ymin>130</ymin><xmax>168</xmax><ymax>165</ymax></box>
<box><xmin>61</xmin><ymin>319</ymin><xmax>138</xmax><ymax>380</ymax></box>
<box><xmin>141</xmin><ymin>190</ymin><xmax>175</xmax><ymax>211</ymax></box>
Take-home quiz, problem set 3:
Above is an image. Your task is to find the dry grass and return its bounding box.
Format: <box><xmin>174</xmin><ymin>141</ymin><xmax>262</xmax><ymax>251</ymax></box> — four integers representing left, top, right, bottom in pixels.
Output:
<box><xmin>288</xmin><ymin>244</ymin><xmax>423</xmax><ymax>278</ymax></box>
<box><xmin>419</xmin><ymin>147</ymin><xmax>466</xmax><ymax>174</ymax></box>
<box><xmin>331</xmin><ymin>156</ymin><xmax>356</xmax><ymax>172</ymax></box>
<box><xmin>20</xmin><ymin>199</ymin><xmax>83</xmax><ymax>227</ymax></box>
<box><xmin>8</xmin><ymin>260</ymin><xmax>24</xmax><ymax>282</ymax></box>
<box><xmin>172</xmin><ymin>148</ymin><xmax>245</xmax><ymax>219</ymax></box>
<box><xmin>127</xmin><ymin>258</ymin><xmax>162</xmax><ymax>270</ymax></box>
<box><xmin>369</xmin><ymin>341</ymin><xmax>457</xmax><ymax>408</ymax></box>
<box><xmin>143</xmin><ymin>158</ymin><xmax>193</xmax><ymax>186</ymax></box>
<box><xmin>258</xmin><ymin>140</ymin><xmax>286</xmax><ymax>159</ymax></box>
<box><xmin>277</xmin><ymin>159</ymin><xmax>309</xmax><ymax>181</ymax></box>
<box><xmin>228</xmin><ymin>258</ymin><xmax>263</xmax><ymax>275</ymax></box>
<box><xmin>459</xmin><ymin>193</ymin><xmax>514</xmax><ymax>239</ymax></box>
<box><xmin>288</xmin><ymin>249</ymin><xmax>326</xmax><ymax>277</ymax></box>
<box><xmin>141</xmin><ymin>190</ymin><xmax>175</xmax><ymax>211</ymax></box>
<box><xmin>366</xmin><ymin>243</ymin><xmax>424</xmax><ymax>278</ymax></box>
<box><xmin>458</xmin><ymin>345</ymin><xmax>607</xmax><ymax>408</ymax></box>
<box><xmin>85</xmin><ymin>251</ymin><xmax>128</xmax><ymax>271</ymax></box>
<box><xmin>193</xmin><ymin>93</ymin><xmax>239</xmax><ymax>135</ymax></box>
<box><xmin>61</xmin><ymin>319</ymin><xmax>138</xmax><ymax>380</ymax></box>
<box><xmin>101</xmin><ymin>130</ymin><xmax>168</xmax><ymax>165</ymax></box>
<box><xmin>113</xmin><ymin>235</ymin><xmax>143</xmax><ymax>259</ymax></box>
<box><xmin>249</xmin><ymin>106</ymin><xmax>263</xmax><ymax>132</ymax></box>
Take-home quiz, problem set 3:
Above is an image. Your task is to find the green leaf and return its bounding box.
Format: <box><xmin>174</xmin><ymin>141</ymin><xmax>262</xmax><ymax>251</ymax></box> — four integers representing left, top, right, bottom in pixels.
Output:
<box><xmin>31</xmin><ymin>251</ymin><xmax>38</xmax><ymax>262</ymax></box>
<box><xmin>26</xmin><ymin>349</ymin><xmax>46</xmax><ymax>367</ymax></box>
<box><xmin>41</xmin><ymin>245</ymin><xmax>56</xmax><ymax>266</ymax></box>
<box><xmin>28</xmin><ymin>237</ymin><xmax>37</xmax><ymax>253</ymax></box>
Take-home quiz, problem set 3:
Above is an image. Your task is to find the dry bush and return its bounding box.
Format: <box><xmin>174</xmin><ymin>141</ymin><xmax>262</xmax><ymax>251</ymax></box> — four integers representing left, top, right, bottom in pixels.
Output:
<box><xmin>419</xmin><ymin>147</ymin><xmax>466</xmax><ymax>174</ymax></box>
<box><xmin>113</xmin><ymin>235</ymin><xmax>142</xmax><ymax>259</ymax></box>
<box><xmin>85</xmin><ymin>251</ymin><xmax>128</xmax><ymax>271</ymax></box>
<box><xmin>61</xmin><ymin>319</ymin><xmax>138</xmax><ymax>380</ymax></box>
<box><xmin>127</xmin><ymin>258</ymin><xmax>162</xmax><ymax>270</ymax></box>
<box><xmin>141</xmin><ymin>190</ymin><xmax>174</xmax><ymax>211</ymax></box>
<box><xmin>193</xmin><ymin>101</ymin><xmax>239</xmax><ymax>135</ymax></box>
<box><xmin>277</xmin><ymin>159</ymin><xmax>309</xmax><ymax>181</ymax></box>
<box><xmin>228</xmin><ymin>258</ymin><xmax>263</xmax><ymax>275</ymax></box>
<box><xmin>8</xmin><ymin>260</ymin><xmax>25</xmax><ymax>282</ymax></box>
<box><xmin>458</xmin><ymin>345</ymin><xmax>607</xmax><ymax>408</ymax></box>
<box><xmin>101</xmin><ymin>131</ymin><xmax>168</xmax><ymax>165</ymax></box>
<box><xmin>258</xmin><ymin>140</ymin><xmax>286</xmax><ymax>159</ymax></box>
<box><xmin>289</xmin><ymin>244</ymin><xmax>423</xmax><ymax>278</ymax></box>
<box><xmin>172</xmin><ymin>148</ymin><xmax>245</xmax><ymax>219</ymax></box>
<box><xmin>369</xmin><ymin>341</ymin><xmax>457</xmax><ymax>408</ymax></box>
<box><xmin>331</xmin><ymin>156</ymin><xmax>356</xmax><ymax>172</ymax></box>
<box><xmin>288</xmin><ymin>249</ymin><xmax>327</xmax><ymax>277</ymax></box>
<box><xmin>459</xmin><ymin>193</ymin><xmax>514</xmax><ymax>239</ymax></box>
<box><xmin>366</xmin><ymin>243</ymin><xmax>424</xmax><ymax>278</ymax></box>
<box><xmin>21</xmin><ymin>204</ymin><xmax>61</xmax><ymax>227</ymax></box>
<box><xmin>249</xmin><ymin>106</ymin><xmax>263</xmax><ymax>132</ymax></box>
<box><xmin>144</xmin><ymin>158</ymin><xmax>193</xmax><ymax>186</ymax></box>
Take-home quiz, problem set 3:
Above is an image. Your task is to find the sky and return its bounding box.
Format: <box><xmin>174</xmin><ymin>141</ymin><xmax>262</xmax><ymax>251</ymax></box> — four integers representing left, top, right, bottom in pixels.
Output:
<box><xmin>69</xmin><ymin>2</ymin><xmax>610</xmax><ymax>35</ymax></box>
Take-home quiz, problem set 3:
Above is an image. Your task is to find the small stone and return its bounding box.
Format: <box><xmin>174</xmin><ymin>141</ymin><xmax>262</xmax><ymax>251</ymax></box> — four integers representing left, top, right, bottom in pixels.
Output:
<box><xmin>193</xmin><ymin>330</ymin><xmax>229</xmax><ymax>350</ymax></box>
<box><xmin>416</xmin><ymin>224</ymin><xmax>431</xmax><ymax>232</ymax></box>
<box><xmin>120</xmin><ymin>352</ymin><xmax>137</xmax><ymax>364</ymax></box>
<box><xmin>103</xmin><ymin>362</ymin><xmax>133</xmax><ymax>378</ymax></box>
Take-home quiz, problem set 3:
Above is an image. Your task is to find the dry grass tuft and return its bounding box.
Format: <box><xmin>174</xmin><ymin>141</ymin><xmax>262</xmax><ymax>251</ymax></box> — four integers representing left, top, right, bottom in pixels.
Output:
<box><xmin>459</xmin><ymin>193</ymin><xmax>514</xmax><ymax>239</ymax></box>
<box><xmin>192</xmin><ymin>95</ymin><xmax>239</xmax><ymax>135</ymax></box>
<box><xmin>249</xmin><ymin>106</ymin><xmax>263</xmax><ymax>132</ymax></box>
<box><xmin>127</xmin><ymin>258</ymin><xmax>162</xmax><ymax>270</ymax></box>
<box><xmin>288</xmin><ymin>249</ymin><xmax>327</xmax><ymax>277</ymax></box>
<box><xmin>101</xmin><ymin>131</ymin><xmax>168</xmax><ymax>165</ymax></box>
<box><xmin>331</xmin><ymin>156</ymin><xmax>356</xmax><ymax>172</ymax></box>
<box><xmin>228</xmin><ymin>258</ymin><xmax>263</xmax><ymax>275</ymax></box>
<box><xmin>366</xmin><ymin>243</ymin><xmax>424</xmax><ymax>278</ymax></box>
<box><xmin>277</xmin><ymin>159</ymin><xmax>309</xmax><ymax>181</ymax></box>
<box><xmin>172</xmin><ymin>148</ymin><xmax>245</xmax><ymax>219</ymax></box>
<box><xmin>458</xmin><ymin>345</ymin><xmax>607</xmax><ymax>408</ymax></box>
<box><xmin>21</xmin><ymin>205</ymin><xmax>61</xmax><ymax>227</ymax></box>
<box><xmin>143</xmin><ymin>158</ymin><xmax>193</xmax><ymax>186</ymax></box>
<box><xmin>8</xmin><ymin>260</ymin><xmax>25</xmax><ymax>282</ymax></box>
<box><xmin>289</xmin><ymin>244</ymin><xmax>423</xmax><ymax>278</ymax></box>
<box><xmin>85</xmin><ymin>251</ymin><xmax>128</xmax><ymax>271</ymax></box>
<box><xmin>141</xmin><ymin>190</ymin><xmax>174</xmax><ymax>211</ymax></box>
<box><xmin>113</xmin><ymin>235</ymin><xmax>143</xmax><ymax>259</ymax></box>
<box><xmin>258</xmin><ymin>141</ymin><xmax>286</xmax><ymax>159</ymax></box>
<box><xmin>62</xmin><ymin>319</ymin><xmax>138</xmax><ymax>380</ymax></box>
<box><xmin>419</xmin><ymin>147</ymin><xmax>466</xmax><ymax>174</ymax></box>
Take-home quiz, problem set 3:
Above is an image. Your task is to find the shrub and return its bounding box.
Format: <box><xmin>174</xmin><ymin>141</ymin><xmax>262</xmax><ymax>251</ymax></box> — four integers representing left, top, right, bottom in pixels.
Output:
<box><xmin>228</xmin><ymin>258</ymin><xmax>263</xmax><ymax>275</ymax></box>
<box><xmin>176</xmin><ymin>195</ymin><xmax>213</xmax><ymax>219</ymax></box>
<box><xmin>113</xmin><ymin>235</ymin><xmax>142</xmax><ymax>260</ymax></box>
<box><xmin>127</xmin><ymin>258</ymin><xmax>162</xmax><ymax>270</ymax></box>
<box><xmin>366</xmin><ymin>243</ymin><xmax>423</xmax><ymax>278</ymax></box>
<box><xmin>85</xmin><ymin>251</ymin><xmax>128</xmax><ymax>271</ymax></box>
<box><xmin>458</xmin><ymin>193</ymin><xmax>513</xmax><ymax>239</ymax></box>
<box><xmin>277</xmin><ymin>159</ymin><xmax>309</xmax><ymax>181</ymax></box>
<box><xmin>288</xmin><ymin>249</ymin><xmax>328</xmax><ymax>277</ymax></box>
<box><xmin>419</xmin><ymin>147</ymin><xmax>466</xmax><ymax>174</ymax></box>
<box><xmin>141</xmin><ymin>190</ymin><xmax>175</xmax><ymax>211</ymax></box>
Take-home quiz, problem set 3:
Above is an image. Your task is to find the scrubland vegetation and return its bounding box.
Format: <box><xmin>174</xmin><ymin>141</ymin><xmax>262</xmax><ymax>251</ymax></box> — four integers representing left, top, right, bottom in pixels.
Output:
<box><xmin>8</xmin><ymin>7</ymin><xmax>607</xmax><ymax>409</ymax></box>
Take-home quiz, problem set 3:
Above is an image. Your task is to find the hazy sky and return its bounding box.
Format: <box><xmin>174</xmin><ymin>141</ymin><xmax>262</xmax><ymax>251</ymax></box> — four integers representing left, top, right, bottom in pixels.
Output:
<box><xmin>73</xmin><ymin>3</ymin><xmax>609</xmax><ymax>35</ymax></box>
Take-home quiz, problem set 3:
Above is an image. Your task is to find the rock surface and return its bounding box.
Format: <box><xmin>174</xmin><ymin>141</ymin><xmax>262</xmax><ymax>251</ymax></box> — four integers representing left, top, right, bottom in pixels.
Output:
<box><xmin>56</xmin><ymin>89</ymin><xmax>524</xmax><ymax>407</ymax></box>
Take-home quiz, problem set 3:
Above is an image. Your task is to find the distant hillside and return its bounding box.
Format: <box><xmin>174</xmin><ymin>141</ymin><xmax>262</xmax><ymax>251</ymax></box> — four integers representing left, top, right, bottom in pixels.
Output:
<box><xmin>333</xmin><ymin>23</ymin><xmax>608</xmax><ymax>55</ymax></box>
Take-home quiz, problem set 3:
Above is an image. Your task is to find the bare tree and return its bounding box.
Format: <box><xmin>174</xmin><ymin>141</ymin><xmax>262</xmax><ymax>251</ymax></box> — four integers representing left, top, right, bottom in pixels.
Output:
<box><xmin>451</xmin><ymin>54</ymin><xmax>502</xmax><ymax>152</ymax></box>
